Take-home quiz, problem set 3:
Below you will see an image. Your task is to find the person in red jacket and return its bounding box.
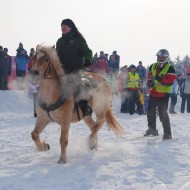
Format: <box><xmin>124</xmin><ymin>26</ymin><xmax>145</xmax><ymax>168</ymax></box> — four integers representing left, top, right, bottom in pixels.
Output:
<box><xmin>144</xmin><ymin>49</ymin><xmax>176</xmax><ymax>140</ymax></box>
<box><xmin>94</xmin><ymin>51</ymin><xmax>108</xmax><ymax>74</ymax></box>
<box><xmin>27</xmin><ymin>48</ymin><xmax>35</xmax><ymax>71</ymax></box>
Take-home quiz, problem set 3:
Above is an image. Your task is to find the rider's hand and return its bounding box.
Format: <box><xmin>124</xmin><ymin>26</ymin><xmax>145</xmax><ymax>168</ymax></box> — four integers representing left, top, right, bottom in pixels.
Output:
<box><xmin>84</xmin><ymin>59</ymin><xmax>91</xmax><ymax>67</ymax></box>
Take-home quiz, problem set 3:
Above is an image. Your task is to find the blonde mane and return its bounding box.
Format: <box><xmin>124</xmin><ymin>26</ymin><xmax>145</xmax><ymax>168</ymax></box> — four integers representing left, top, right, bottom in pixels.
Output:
<box><xmin>36</xmin><ymin>44</ymin><xmax>64</xmax><ymax>76</ymax></box>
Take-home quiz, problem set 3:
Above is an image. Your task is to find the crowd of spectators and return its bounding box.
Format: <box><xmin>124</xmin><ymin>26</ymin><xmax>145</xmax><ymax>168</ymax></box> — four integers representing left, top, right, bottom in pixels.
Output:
<box><xmin>1</xmin><ymin>43</ymin><xmax>190</xmax><ymax>115</ymax></box>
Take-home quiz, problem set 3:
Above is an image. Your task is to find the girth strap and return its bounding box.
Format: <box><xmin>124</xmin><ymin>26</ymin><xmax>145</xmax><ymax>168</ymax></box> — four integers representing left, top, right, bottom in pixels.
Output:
<box><xmin>37</xmin><ymin>96</ymin><xmax>66</xmax><ymax>120</ymax></box>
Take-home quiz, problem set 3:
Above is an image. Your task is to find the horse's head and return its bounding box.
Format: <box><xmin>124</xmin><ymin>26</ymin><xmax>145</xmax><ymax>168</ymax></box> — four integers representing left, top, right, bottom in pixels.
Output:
<box><xmin>31</xmin><ymin>45</ymin><xmax>64</xmax><ymax>79</ymax></box>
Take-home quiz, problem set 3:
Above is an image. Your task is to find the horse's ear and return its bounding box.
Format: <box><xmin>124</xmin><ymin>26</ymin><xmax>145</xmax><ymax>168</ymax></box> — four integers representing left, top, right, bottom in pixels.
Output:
<box><xmin>36</xmin><ymin>44</ymin><xmax>39</xmax><ymax>50</ymax></box>
<box><xmin>52</xmin><ymin>45</ymin><xmax>55</xmax><ymax>49</ymax></box>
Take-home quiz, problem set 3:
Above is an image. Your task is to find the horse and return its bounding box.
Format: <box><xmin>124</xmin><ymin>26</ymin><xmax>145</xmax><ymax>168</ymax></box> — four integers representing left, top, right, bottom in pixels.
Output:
<box><xmin>30</xmin><ymin>45</ymin><xmax>124</xmax><ymax>164</ymax></box>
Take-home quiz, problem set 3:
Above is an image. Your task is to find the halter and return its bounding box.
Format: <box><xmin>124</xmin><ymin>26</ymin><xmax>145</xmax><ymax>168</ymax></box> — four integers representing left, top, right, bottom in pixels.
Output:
<box><xmin>44</xmin><ymin>59</ymin><xmax>52</xmax><ymax>79</ymax></box>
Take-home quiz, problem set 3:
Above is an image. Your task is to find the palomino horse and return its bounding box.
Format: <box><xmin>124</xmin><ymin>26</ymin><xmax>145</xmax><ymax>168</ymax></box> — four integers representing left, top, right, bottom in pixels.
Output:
<box><xmin>31</xmin><ymin>45</ymin><xmax>124</xmax><ymax>164</ymax></box>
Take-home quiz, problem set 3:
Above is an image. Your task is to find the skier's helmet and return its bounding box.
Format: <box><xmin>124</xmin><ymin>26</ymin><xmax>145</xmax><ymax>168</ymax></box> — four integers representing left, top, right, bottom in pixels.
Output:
<box><xmin>156</xmin><ymin>49</ymin><xmax>169</xmax><ymax>66</ymax></box>
<box><xmin>156</xmin><ymin>49</ymin><xmax>169</xmax><ymax>57</ymax></box>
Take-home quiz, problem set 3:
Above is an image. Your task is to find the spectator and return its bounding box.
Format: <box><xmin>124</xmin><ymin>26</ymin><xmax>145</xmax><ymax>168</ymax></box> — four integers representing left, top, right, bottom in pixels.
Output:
<box><xmin>142</xmin><ymin>86</ymin><xmax>150</xmax><ymax>115</ymax></box>
<box><xmin>136</xmin><ymin>61</ymin><xmax>147</xmax><ymax>88</ymax></box>
<box><xmin>0</xmin><ymin>48</ymin><xmax>12</xmax><ymax>90</ymax></box>
<box><xmin>108</xmin><ymin>54</ymin><xmax>119</xmax><ymax>75</ymax></box>
<box><xmin>28</xmin><ymin>70</ymin><xmax>40</xmax><ymax>117</ymax></box>
<box><xmin>126</xmin><ymin>64</ymin><xmax>143</xmax><ymax>115</ymax></box>
<box><xmin>180</xmin><ymin>73</ymin><xmax>190</xmax><ymax>113</ymax></box>
<box><xmin>104</xmin><ymin>53</ymin><xmax>109</xmax><ymax>61</ymax></box>
<box><xmin>27</xmin><ymin>48</ymin><xmax>35</xmax><ymax>71</ymax></box>
<box><xmin>94</xmin><ymin>51</ymin><xmax>108</xmax><ymax>74</ymax></box>
<box><xmin>117</xmin><ymin>65</ymin><xmax>128</xmax><ymax>113</ymax></box>
<box><xmin>14</xmin><ymin>43</ymin><xmax>29</xmax><ymax>89</ymax></box>
<box><xmin>0</xmin><ymin>46</ymin><xmax>4</xmax><ymax>89</ymax></box>
<box><xmin>102</xmin><ymin>67</ymin><xmax>118</xmax><ymax>97</ymax></box>
<box><xmin>112</xmin><ymin>51</ymin><xmax>120</xmax><ymax>66</ymax></box>
<box><xmin>169</xmin><ymin>79</ymin><xmax>178</xmax><ymax>114</ymax></box>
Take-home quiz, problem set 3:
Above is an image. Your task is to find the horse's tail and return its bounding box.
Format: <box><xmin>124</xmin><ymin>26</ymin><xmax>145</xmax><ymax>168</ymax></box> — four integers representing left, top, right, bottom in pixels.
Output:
<box><xmin>105</xmin><ymin>107</ymin><xmax>124</xmax><ymax>137</ymax></box>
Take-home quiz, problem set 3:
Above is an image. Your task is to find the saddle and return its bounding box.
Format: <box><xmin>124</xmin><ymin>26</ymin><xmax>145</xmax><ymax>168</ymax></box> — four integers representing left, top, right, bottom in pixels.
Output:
<box><xmin>74</xmin><ymin>73</ymin><xmax>96</xmax><ymax>120</ymax></box>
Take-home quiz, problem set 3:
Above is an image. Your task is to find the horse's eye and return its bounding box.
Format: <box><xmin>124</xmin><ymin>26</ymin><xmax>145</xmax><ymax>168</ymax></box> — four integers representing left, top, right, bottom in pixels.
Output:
<box><xmin>45</xmin><ymin>59</ymin><xmax>49</xmax><ymax>62</ymax></box>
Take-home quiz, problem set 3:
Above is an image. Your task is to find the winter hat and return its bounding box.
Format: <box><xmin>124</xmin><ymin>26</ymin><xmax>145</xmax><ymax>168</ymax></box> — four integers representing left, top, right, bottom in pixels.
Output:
<box><xmin>3</xmin><ymin>48</ymin><xmax>8</xmax><ymax>52</ymax></box>
<box><xmin>30</xmin><ymin>48</ymin><xmax>35</xmax><ymax>52</ymax></box>
<box><xmin>61</xmin><ymin>19</ymin><xmax>76</xmax><ymax>29</ymax></box>
<box><xmin>19</xmin><ymin>42</ymin><xmax>23</xmax><ymax>47</ymax></box>
<box><xmin>129</xmin><ymin>64</ymin><xmax>136</xmax><ymax>69</ymax></box>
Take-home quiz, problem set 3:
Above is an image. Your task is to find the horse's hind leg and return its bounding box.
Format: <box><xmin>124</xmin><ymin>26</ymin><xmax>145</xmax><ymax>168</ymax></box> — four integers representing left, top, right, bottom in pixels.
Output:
<box><xmin>84</xmin><ymin>116</ymin><xmax>105</xmax><ymax>150</ymax></box>
<box><xmin>31</xmin><ymin>118</ymin><xmax>50</xmax><ymax>151</ymax></box>
<box><xmin>84</xmin><ymin>117</ymin><xmax>98</xmax><ymax>149</ymax></box>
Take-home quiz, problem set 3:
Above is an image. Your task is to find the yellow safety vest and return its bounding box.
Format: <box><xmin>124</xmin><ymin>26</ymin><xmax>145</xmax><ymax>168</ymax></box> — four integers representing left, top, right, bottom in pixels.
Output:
<box><xmin>127</xmin><ymin>72</ymin><xmax>139</xmax><ymax>88</ymax></box>
<box><xmin>151</xmin><ymin>63</ymin><xmax>172</xmax><ymax>93</ymax></box>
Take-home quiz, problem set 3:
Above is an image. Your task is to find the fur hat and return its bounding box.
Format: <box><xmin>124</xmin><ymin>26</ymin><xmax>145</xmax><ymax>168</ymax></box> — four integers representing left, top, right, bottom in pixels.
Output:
<box><xmin>61</xmin><ymin>19</ymin><xmax>76</xmax><ymax>29</ymax></box>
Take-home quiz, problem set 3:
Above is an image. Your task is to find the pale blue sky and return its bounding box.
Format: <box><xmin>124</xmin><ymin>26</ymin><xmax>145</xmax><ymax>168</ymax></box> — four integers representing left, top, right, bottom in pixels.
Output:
<box><xmin>0</xmin><ymin>0</ymin><xmax>190</xmax><ymax>66</ymax></box>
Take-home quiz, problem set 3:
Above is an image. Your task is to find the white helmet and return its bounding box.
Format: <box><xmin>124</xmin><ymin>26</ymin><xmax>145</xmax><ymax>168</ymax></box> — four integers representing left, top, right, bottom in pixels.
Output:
<box><xmin>156</xmin><ymin>49</ymin><xmax>169</xmax><ymax>66</ymax></box>
<box><xmin>156</xmin><ymin>49</ymin><xmax>169</xmax><ymax>57</ymax></box>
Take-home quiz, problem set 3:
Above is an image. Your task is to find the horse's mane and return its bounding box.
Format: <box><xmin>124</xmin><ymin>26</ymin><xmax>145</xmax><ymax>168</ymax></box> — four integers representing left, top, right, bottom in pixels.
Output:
<box><xmin>36</xmin><ymin>45</ymin><xmax>64</xmax><ymax>75</ymax></box>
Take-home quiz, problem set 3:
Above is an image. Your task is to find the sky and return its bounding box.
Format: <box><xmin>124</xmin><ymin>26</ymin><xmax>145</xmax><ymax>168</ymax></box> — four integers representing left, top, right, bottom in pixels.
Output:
<box><xmin>1</xmin><ymin>90</ymin><xmax>190</xmax><ymax>190</ymax></box>
<box><xmin>0</xmin><ymin>0</ymin><xmax>190</xmax><ymax>67</ymax></box>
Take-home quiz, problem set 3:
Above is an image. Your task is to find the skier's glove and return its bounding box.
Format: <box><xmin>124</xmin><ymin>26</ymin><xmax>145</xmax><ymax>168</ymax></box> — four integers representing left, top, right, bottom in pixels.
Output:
<box><xmin>154</xmin><ymin>75</ymin><xmax>162</xmax><ymax>82</ymax></box>
<box><xmin>147</xmin><ymin>80</ymin><xmax>155</xmax><ymax>88</ymax></box>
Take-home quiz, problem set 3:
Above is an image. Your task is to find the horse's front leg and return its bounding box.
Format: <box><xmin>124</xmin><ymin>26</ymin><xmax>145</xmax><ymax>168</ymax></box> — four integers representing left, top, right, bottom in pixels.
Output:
<box><xmin>57</xmin><ymin>121</ymin><xmax>70</xmax><ymax>164</ymax></box>
<box><xmin>31</xmin><ymin>117</ymin><xmax>50</xmax><ymax>151</ymax></box>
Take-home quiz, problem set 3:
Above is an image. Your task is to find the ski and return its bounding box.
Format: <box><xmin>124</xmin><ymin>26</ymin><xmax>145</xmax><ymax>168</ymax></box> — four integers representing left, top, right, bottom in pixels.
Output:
<box><xmin>123</xmin><ymin>135</ymin><xmax>159</xmax><ymax>141</ymax></box>
<box><xmin>123</xmin><ymin>135</ymin><xmax>178</xmax><ymax>144</ymax></box>
<box><xmin>147</xmin><ymin>137</ymin><xmax>178</xmax><ymax>145</ymax></box>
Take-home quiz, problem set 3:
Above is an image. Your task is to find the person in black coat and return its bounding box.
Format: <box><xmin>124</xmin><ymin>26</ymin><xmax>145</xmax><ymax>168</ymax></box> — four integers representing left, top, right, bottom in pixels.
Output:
<box><xmin>0</xmin><ymin>48</ymin><xmax>12</xmax><ymax>90</ymax></box>
<box><xmin>56</xmin><ymin>19</ymin><xmax>93</xmax><ymax>116</ymax></box>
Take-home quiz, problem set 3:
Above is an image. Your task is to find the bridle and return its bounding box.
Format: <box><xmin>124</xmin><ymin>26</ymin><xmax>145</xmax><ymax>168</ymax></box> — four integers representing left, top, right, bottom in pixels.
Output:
<box><xmin>34</xmin><ymin>55</ymin><xmax>65</xmax><ymax>79</ymax></box>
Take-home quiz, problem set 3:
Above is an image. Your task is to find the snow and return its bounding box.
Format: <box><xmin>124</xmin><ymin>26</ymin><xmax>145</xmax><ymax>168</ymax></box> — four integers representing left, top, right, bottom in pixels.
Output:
<box><xmin>0</xmin><ymin>90</ymin><xmax>190</xmax><ymax>190</ymax></box>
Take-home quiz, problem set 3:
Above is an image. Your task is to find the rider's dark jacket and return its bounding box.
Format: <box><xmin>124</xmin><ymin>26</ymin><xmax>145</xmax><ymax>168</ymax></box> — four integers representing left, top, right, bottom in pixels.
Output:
<box><xmin>56</xmin><ymin>31</ymin><xmax>92</xmax><ymax>73</ymax></box>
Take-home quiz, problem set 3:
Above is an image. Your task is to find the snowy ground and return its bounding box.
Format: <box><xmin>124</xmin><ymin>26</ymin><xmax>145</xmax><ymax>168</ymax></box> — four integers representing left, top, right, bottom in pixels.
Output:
<box><xmin>0</xmin><ymin>90</ymin><xmax>190</xmax><ymax>190</ymax></box>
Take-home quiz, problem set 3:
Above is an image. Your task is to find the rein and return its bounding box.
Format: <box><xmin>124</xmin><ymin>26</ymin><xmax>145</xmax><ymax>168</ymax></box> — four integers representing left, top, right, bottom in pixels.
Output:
<box><xmin>43</xmin><ymin>59</ymin><xmax>65</xmax><ymax>79</ymax></box>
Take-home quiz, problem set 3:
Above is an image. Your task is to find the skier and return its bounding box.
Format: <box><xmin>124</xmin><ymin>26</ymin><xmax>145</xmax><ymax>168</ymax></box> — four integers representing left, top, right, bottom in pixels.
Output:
<box><xmin>144</xmin><ymin>49</ymin><xmax>176</xmax><ymax>140</ymax></box>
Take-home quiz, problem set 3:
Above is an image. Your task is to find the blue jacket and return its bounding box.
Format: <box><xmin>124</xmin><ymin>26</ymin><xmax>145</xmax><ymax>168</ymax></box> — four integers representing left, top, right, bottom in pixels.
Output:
<box><xmin>136</xmin><ymin>65</ymin><xmax>146</xmax><ymax>78</ymax></box>
<box><xmin>15</xmin><ymin>54</ymin><xmax>29</xmax><ymax>71</ymax></box>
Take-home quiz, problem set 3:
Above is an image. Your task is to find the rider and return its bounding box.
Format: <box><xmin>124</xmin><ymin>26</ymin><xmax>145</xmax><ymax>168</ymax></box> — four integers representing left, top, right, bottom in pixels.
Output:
<box><xmin>56</xmin><ymin>18</ymin><xmax>93</xmax><ymax>116</ymax></box>
<box><xmin>144</xmin><ymin>49</ymin><xmax>176</xmax><ymax>140</ymax></box>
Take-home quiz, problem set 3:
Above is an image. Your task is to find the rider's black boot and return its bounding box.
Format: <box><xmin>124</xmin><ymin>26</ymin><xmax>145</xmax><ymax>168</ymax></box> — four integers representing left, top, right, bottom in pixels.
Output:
<box><xmin>78</xmin><ymin>100</ymin><xmax>92</xmax><ymax>116</ymax></box>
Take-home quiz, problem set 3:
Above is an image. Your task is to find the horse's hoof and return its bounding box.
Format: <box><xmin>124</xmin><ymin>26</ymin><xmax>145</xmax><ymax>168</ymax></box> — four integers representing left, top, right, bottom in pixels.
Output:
<box><xmin>90</xmin><ymin>144</ymin><xmax>96</xmax><ymax>150</ymax></box>
<box><xmin>47</xmin><ymin>144</ymin><xmax>50</xmax><ymax>150</ymax></box>
<box><xmin>57</xmin><ymin>159</ymin><xmax>66</xmax><ymax>164</ymax></box>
